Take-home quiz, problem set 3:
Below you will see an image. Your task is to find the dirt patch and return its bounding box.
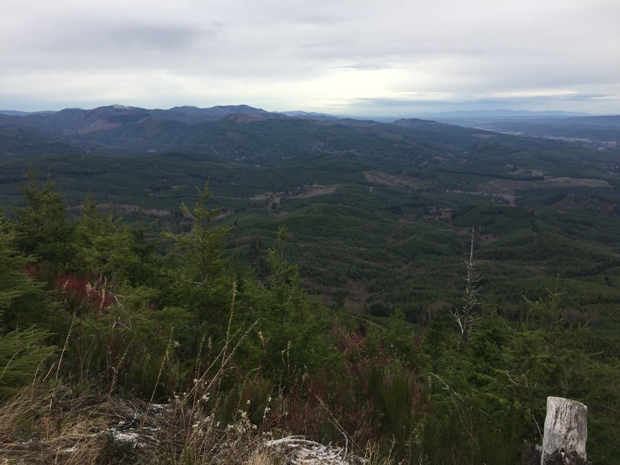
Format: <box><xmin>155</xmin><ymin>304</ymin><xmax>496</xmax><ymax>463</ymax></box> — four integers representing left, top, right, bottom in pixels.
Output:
<box><xmin>294</xmin><ymin>184</ymin><xmax>339</xmax><ymax>198</ymax></box>
<box><xmin>251</xmin><ymin>184</ymin><xmax>338</xmax><ymax>207</ymax></box>
<box><xmin>364</xmin><ymin>171</ymin><xmax>432</xmax><ymax>189</ymax></box>
<box><xmin>70</xmin><ymin>203</ymin><xmax>171</xmax><ymax>218</ymax></box>
<box><xmin>478</xmin><ymin>177</ymin><xmax>611</xmax><ymax>197</ymax></box>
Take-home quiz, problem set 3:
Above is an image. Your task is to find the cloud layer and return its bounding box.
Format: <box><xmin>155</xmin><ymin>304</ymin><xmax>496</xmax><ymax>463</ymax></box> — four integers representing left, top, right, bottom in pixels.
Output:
<box><xmin>2</xmin><ymin>0</ymin><xmax>619</xmax><ymax>115</ymax></box>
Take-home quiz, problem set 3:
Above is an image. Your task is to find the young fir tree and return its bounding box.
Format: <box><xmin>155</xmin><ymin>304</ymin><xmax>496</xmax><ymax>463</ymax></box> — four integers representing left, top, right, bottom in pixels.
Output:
<box><xmin>75</xmin><ymin>197</ymin><xmax>139</xmax><ymax>287</ymax></box>
<box><xmin>13</xmin><ymin>168</ymin><xmax>75</xmax><ymax>273</ymax></box>
<box><xmin>265</xmin><ymin>226</ymin><xmax>305</xmax><ymax>327</ymax></box>
<box><xmin>255</xmin><ymin>226</ymin><xmax>331</xmax><ymax>380</ymax></box>
<box><xmin>0</xmin><ymin>211</ymin><xmax>55</xmax><ymax>399</ymax></box>
<box><xmin>0</xmin><ymin>211</ymin><xmax>53</xmax><ymax>329</ymax></box>
<box><xmin>163</xmin><ymin>184</ymin><xmax>232</xmax><ymax>325</ymax></box>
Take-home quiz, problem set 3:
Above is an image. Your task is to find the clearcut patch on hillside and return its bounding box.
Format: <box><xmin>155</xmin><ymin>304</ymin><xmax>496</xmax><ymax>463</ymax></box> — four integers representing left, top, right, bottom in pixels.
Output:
<box><xmin>364</xmin><ymin>170</ymin><xmax>432</xmax><ymax>189</ymax></box>
<box><xmin>251</xmin><ymin>184</ymin><xmax>339</xmax><ymax>206</ymax></box>
<box><xmin>478</xmin><ymin>177</ymin><xmax>611</xmax><ymax>196</ymax></box>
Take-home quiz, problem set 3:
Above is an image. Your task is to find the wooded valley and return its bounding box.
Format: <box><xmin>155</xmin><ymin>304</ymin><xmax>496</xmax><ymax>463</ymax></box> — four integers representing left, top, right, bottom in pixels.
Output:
<box><xmin>1</xmin><ymin>106</ymin><xmax>619</xmax><ymax>464</ymax></box>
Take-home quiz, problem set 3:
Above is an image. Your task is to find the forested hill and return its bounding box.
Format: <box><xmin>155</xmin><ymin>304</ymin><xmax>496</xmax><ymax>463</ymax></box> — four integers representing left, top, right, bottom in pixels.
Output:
<box><xmin>2</xmin><ymin>105</ymin><xmax>620</xmax><ymax>327</ymax></box>
<box><xmin>1</xmin><ymin>105</ymin><xmax>620</xmax><ymax>462</ymax></box>
<box><xmin>0</xmin><ymin>104</ymin><xmax>579</xmax><ymax>158</ymax></box>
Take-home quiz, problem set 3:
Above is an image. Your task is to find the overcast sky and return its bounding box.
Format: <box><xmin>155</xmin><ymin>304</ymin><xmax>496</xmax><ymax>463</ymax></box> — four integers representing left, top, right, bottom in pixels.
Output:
<box><xmin>2</xmin><ymin>0</ymin><xmax>619</xmax><ymax>116</ymax></box>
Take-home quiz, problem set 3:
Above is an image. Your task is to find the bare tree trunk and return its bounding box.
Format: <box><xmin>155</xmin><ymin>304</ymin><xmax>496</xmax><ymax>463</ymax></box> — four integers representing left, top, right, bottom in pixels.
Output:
<box><xmin>541</xmin><ymin>396</ymin><xmax>589</xmax><ymax>465</ymax></box>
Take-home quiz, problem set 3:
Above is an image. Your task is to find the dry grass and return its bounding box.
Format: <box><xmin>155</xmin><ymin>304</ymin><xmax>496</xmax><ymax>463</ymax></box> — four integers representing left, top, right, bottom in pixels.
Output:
<box><xmin>245</xmin><ymin>450</ymin><xmax>279</xmax><ymax>465</ymax></box>
<box><xmin>0</xmin><ymin>384</ymin><xmax>285</xmax><ymax>465</ymax></box>
<box><xmin>0</xmin><ymin>385</ymin><xmax>126</xmax><ymax>464</ymax></box>
<box><xmin>0</xmin><ymin>382</ymin><xmax>373</xmax><ymax>464</ymax></box>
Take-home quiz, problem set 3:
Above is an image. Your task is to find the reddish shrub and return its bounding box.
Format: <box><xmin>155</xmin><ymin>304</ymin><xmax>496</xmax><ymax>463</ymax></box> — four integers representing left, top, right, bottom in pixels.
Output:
<box><xmin>54</xmin><ymin>274</ymin><xmax>115</xmax><ymax>314</ymax></box>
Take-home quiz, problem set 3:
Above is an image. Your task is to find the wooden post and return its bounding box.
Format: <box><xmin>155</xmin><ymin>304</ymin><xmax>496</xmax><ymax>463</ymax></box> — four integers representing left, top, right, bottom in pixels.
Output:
<box><xmin>541</xmin><ymin>396</ymin><xmax>588</xmax><ymax>465</ymax></box>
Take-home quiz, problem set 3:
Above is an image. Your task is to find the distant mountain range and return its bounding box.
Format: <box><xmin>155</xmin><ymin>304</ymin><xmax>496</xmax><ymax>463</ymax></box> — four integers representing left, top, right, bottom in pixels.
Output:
<box><xmin>0</xmin><ymin>104</ymin><xmax>465</xmax><ymax>159</ymax></box>
<box><xmin>1</xmin><ymin>104</ymin><xmax>618</xmax><ymax>162</ymax></box>
<box><xmin>0</xmin><ymin>106</ymin><xmax>610</xmax><ymax>122</ymax></box>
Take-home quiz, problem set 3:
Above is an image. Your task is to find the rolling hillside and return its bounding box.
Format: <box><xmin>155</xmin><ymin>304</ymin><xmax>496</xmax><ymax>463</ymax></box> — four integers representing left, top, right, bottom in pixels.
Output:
<box><xmin>2</xmin><ymin>105</ymin><xmax>620</xmax><ymax>352</ymax></box>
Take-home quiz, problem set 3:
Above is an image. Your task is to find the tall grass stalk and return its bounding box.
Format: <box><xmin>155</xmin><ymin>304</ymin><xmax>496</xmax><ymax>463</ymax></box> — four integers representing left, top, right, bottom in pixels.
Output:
<box><xmin>145</xmin><ymin>326</ymin><xmax>174</xmax><ymax>419</ymax></box>
<box><xmin>55</xmin><ymin>313</ymin><xmax>75</xmax><ymax>380</ymax></box>
<box><xmin>107</xmin><ymin>332</ymin><xmax>136</xmax><ymax>397</ymax></box>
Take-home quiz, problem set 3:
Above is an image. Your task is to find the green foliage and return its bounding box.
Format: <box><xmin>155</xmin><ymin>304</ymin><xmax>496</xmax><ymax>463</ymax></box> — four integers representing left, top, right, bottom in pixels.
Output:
<box><xmin>162</xmin><ymin>184</ymin><xmax>232</xmax><ymax>325</ymax></box>
<box><xmin>244</xmin><ymin>227</ymin><xmax>334</xmax><ymax>380</ymax></box>
<box><xmin>265</xmin><ymin>227</ymin><xmax>305</xmax><ymax>326</ymax></box>
<box><xmin>0</xmin><ymin>212</ymin><xmax>54</xmax><ymax>329</ymax></box>
<box><xmin>13</xmin><ymin>167</ymin><xmax>75</xmax><ymax>272</ymax></box>
<box><xmin>1</xmin><ymin>156</ymin><xmax>620</xmax><ymax>463</ymax></box>
<box><xmin>0</xmin><ymin>327</ymin><xmax>54</xmax><ymax>400</ymax></box>
<box><xmin>418</xmin><ymin>287</ymin><xmax>620</xmax><ymax>464</ymax></box>
<box><xmin>0</xmin><ymin>212</ymin><xmax>61</xmax><ymax>401</ymax></box>
<box><xmin>75</xmin><ymin>197</ymin><xmax>140</xmax><ymax>285</ymax></box>
<box><xmin>382</xmin><ymin>309</ymin><xmax>421</xmax><ymax>364</ymax></box>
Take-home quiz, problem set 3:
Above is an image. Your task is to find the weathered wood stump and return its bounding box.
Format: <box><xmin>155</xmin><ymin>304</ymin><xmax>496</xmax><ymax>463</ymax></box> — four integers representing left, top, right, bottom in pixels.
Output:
<box><xmin>541</xmin><ymin>397</ymin><xmax>589</xmax><ymax>465</ymax></box>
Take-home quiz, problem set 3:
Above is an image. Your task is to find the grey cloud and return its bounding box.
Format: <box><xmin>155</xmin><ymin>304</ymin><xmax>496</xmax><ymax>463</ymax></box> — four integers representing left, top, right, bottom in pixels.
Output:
<box><xmin>1</xmin><ymin>0</ymin><xmax>620</xmax><ymax>114</ymax></box>
<box><xmin>87</xmin><ymin>23</ymin><xmax>213</xmax><ymax>51</ymax></box>
<box><xmin>340</xmin><ymin>62</ymin><xmax>399</xmax><ymax>71</ymax></box>
<box><xmin>7</xmin><ymin>21</ymin><xmax>220</xmax><ymax>70</ymax></box>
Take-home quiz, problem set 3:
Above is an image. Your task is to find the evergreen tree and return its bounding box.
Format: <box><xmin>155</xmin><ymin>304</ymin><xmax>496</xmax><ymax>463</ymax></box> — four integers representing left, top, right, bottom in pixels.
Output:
<box><xmin>162</xmin><ymin>184</ymin><xmax>232</xmax><ymax>325</ymax></box>
<box><xmin>265</xmin><ymin>226</ymin><xmax>305</xmax><ymax>327</ymax></box>
<box><xmin>127</xmin><ymin>212</ymin><xmax>159</xmax><ymax>287</ymax></box>
<box><xmin>13</xmin><ymin>168</ymin><xmax>75</xmax><ymax>273</ymax></box>
<box><xmin>0</xmin><ymin>211</ymin><xmax>55</xmax><ymax>399</ymax></box>
<box><xmin>255</xmin><ymin>226</ymin><xmax>332</xmax><ymax>379</ymax></box>
<box><xmin>0</xmin><ymin>211</ymin><xmax>52</xmax><ymax>329</ymax></box>
<box><xmin>75</xmin><ymin>197</ymin><xmax>139</xmax><ymax>287</ymax></box>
